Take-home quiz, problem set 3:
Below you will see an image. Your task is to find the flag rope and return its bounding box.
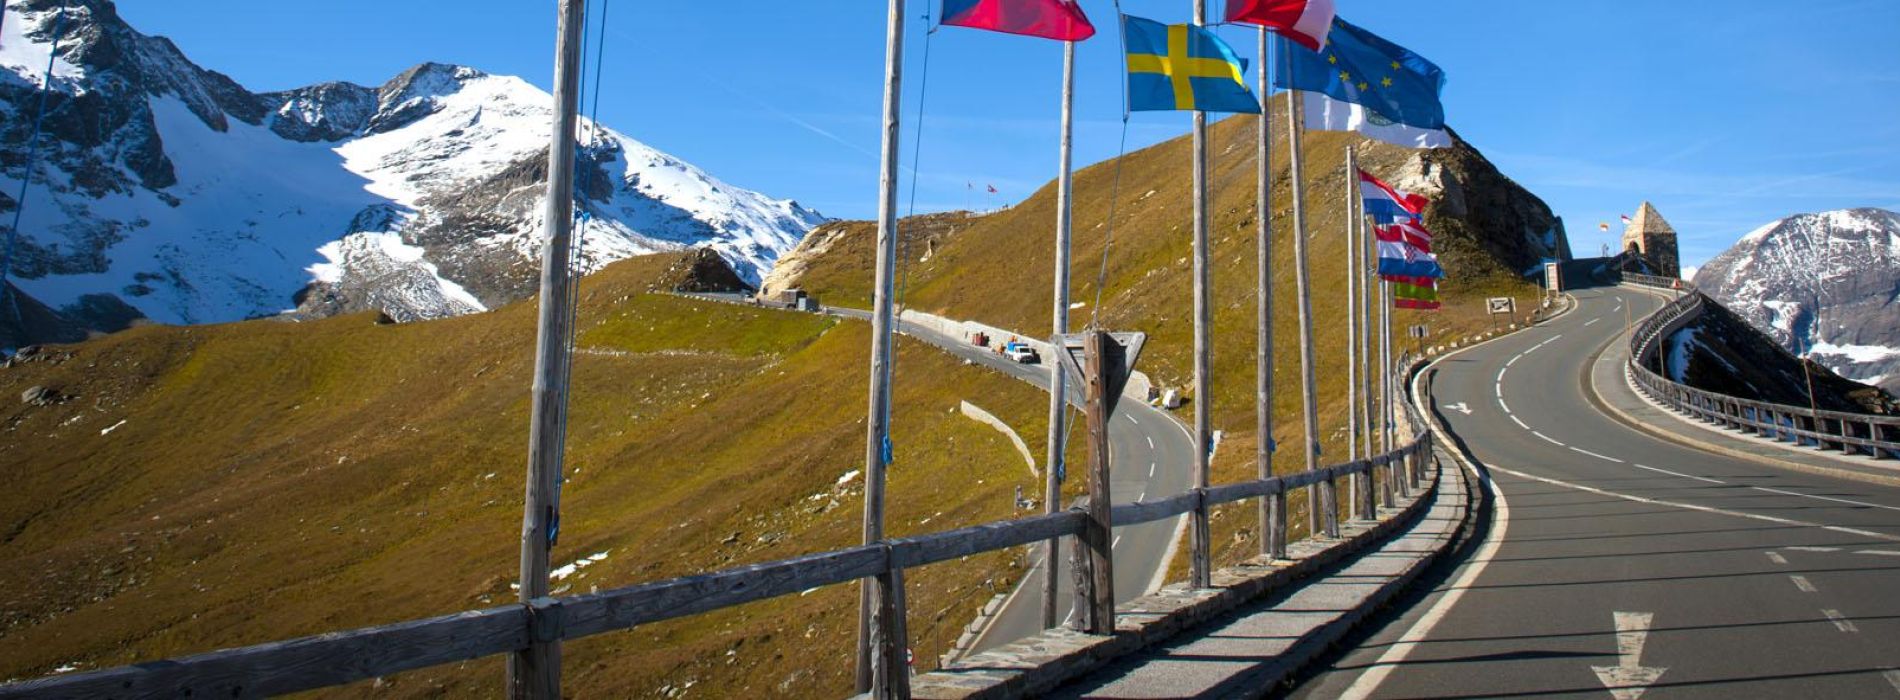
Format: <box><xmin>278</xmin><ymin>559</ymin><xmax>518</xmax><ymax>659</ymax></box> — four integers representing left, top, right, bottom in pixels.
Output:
<box><xmin>1087</xmin><ymin>5</ymin><xmax>1134</xmax><ymax>330</ymax></box>
<box><xmin>1</xmin><ymin>0</ymin><xmax>70</xmax><ymax>327</ymax></box>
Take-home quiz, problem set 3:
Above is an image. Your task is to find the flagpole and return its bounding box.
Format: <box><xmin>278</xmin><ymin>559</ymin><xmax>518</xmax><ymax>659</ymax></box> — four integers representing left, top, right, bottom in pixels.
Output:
<box><xmin>1358</xmin><ymin>194</ymin><xmax>1376</xmax><ymax>519</ymax></box>
<box><xmin>1343</xmin><ymin>144</ymin><xmax>1361</xmax><ymax>520</ymax></box>
<box><xmin>1283</xmin><ymin>43</ymin><xmax>1327</xmax><ymax>539</ymax></box>
<box><xmin>857</xmin><ymin>0</ymin><xmax>907</xmax><ymax>694</ymax></box>
<box><xmin>1188</xmin><ymin>0</ymin><xmax>1214</xmax><ymax>591</ymax></box>
<box><xmin>512</xmin><ymin>2</ymin><xmax>585</xmax><ymax>697</ymax></box>
<box><xmin>1256</xmin><ymin>26</ymin><xmax>1283</xmax><ymax>561</ymax></box>
<box><xmin>1041</xmin><ymin>38</ymin><xmax>1077</xmax><ymax>632</ymax></box>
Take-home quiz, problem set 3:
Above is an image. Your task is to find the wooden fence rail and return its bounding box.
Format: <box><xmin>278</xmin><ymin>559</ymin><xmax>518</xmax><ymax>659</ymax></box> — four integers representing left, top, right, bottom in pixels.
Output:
<box><xmin>1621</xmin><ymin>273</ymin><xmax>1900</xmax><ymax>459</ymax></box>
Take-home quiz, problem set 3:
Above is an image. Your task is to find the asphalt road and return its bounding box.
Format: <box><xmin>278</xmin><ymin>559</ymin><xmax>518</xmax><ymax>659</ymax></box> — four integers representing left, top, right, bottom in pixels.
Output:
<box><xmin>1291</xmin><ymin>284</ymin><xmax>1900</xmax><ymax>699</ymax></box>
<box><xmin>688</xmin><ymin>294</ymin><xmax>1197</xmax><ymax>653</ymax></box>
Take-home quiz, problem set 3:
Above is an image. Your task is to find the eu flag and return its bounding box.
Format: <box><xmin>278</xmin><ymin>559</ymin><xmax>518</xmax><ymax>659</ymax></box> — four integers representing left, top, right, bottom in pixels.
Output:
<box><xmin>1272</xmin><ymin>18</ymin><xmax>1445</xmax><ymax>129</ymax></box>
<box><xmin>1124</xmin><ymin>15</ymin><xmax>1260</xmax><ymax>114</ymax></box>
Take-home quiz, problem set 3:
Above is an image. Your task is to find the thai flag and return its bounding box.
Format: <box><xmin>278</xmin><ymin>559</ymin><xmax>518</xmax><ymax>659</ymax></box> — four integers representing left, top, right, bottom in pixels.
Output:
<box><xmin>942</xmin><ymin>0</ymin><xmax>1095</xmax><ymax>42</ymax></box>
<box><xmin>1358</xmin><ymin>169</ymin><xmax>1429</xmax><ymax>224</ymax></box>
<box><xmin>1223</xmin><ymin>0</ymin><xmax>1335</xmax><ymax>52</ymax></box>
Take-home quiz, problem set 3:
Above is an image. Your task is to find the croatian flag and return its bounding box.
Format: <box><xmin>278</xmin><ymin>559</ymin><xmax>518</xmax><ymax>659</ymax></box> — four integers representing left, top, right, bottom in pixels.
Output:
<box><xmin>1223</xmin><ymin>0</ymin><xmax>1335</xmax><ymax>52</ymax></box>
<box><xmin>1358</xmin><ymin>169</ymin><xmax>1429</xmax><ymax>224</ymax></box>
<box><xmin>1376</xmin><ymin>236</ymin><xmax>1444</xmax><ymax>278</ymax></box>
<box><xmin>942</xmin><ymin>0</ymin><xmax>1095</xmax><ymax>41</ymax></box>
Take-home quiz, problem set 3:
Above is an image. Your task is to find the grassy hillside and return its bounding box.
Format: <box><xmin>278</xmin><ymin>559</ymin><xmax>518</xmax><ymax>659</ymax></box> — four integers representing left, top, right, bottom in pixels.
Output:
<box><xmin>0</xmin><ymin>251</ymin><xmax>1058</xmax><ymax>697</ymax></box>
<box><xmin>769</xmin><ymin>96</ymin><xmax>1554</xmax><ymax>563</ymax></box>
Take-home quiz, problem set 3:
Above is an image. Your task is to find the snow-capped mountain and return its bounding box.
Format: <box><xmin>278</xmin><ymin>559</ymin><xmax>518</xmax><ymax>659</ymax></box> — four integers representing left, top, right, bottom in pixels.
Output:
<box><xmin>0</xmin><ymin>0</ymin><xmax>824</xmax><ymax>332</ymax></box>
<box><xmin>1693</xmin><ymin>208</ymin><xmax>1900</xmax><ymax>392</ymax></box>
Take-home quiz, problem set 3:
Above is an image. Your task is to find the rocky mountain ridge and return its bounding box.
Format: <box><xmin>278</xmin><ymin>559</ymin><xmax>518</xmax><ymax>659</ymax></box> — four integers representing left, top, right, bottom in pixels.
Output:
<box><xmin>0</xmin><ymin>0</ymin><xmax>825</xmax><ymax>345</ymax></box>
<box><xmin>1693</xmin><ymin>208</ymin><xmax>1900</xmax><ymax>392</ymax></box>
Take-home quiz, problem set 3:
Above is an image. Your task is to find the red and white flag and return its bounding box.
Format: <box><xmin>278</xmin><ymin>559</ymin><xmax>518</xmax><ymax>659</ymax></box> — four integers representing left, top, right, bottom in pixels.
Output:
<box><xmin>1223</xmin><ymin>0</ymin><xmax>1336</xmax><ymax>52</ymax></box>
<box><xmin>987</xmin><ymin>184</ymin><xmax>998</xmax><ymax>194</ymax></box>
<box><xmin>1620</xmin><ymin>214</ymin><xmax>1632</xmax><ymax>225</ymax></box>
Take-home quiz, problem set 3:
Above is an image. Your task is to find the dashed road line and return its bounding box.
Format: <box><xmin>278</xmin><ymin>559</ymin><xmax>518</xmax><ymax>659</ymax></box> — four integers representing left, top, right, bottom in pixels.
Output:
<box><xmin>1790</xmin><ymin>575</ymin><xmax>1817</xmax><ymax>593</ymax></box>
<box><xmin>1858</xmin><ymin>550</ymin><xmax>1900</xmax><ymax>557</ymax></box>
<box><xmin>1499</xmin><ymin>398</ymin><xmax>1511</xmax><ymax>413</ymax></box>
<box><xmin>1766</xmin><ymin>551</ymin><xmax>1789</xmax><ymax>565</ymax></box>
<box><xmin>1748</xmin><ymin>486</ymin><xmax>1900</xmax><ymax>513</ymax></box>
<box><xmin>1822</xmin><ymin>609</ymin><xmax>1859</xmax><ymax>633</ymax></box>
<box><xmin>1569</xmin><ymin>446</ymin><xmax>1626</xmax><ymax>464</ymax></box>
<box><xmin>1882</xmin><ymin>669</ymin><xmax>1900</xmax><ymax>694</ymax></box>
<box><xmin>1788</xmin><ymin>546</ymin><xmax>1842</xmax><ymax>552</ymax></box>
<box><xmin>1509</xmin><ymin>415</ymin><xmax>1530</xmax><ymax>430</ymax></box>
<box><xmin>1128</xmin><ymin>415</ymin><xmax>1140</xmax><ymax>426</ymax></box>
<box><xmin>1532</xmin><ymin>431</ymin><xmax>1564</xmax><ymax>447</ymax></box>
<box><xmin>1483</xmin><ymin>464</ymin><xmax>1900</xmax><ymax>544</ymax></box>
<box><xmin>1145</xmin><ymin>436</ymin><xmax>1155</xmax><ymax>450</ymax></box>
<box><xmin>1631</xmin><ymin>463</ymin><xmax>1726</xmax><ymax>484</ymax></box>
<box><xmin>1148</xmin><ymin>462</ymin><xmax>1157</xmax><ymax>478</ymax></box>
<box><xmin>1584</xmin><ymin>317</ymin><xmax>1601</xmax><ymax>327</ymax></box>
<box><xmin>1494</xmin><ymin>382</ymin><xmax>1504</xmax><ymax>399</ymax></box>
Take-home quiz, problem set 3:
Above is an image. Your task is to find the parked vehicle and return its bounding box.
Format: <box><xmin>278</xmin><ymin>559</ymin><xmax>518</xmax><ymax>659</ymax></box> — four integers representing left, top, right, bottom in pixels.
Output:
<box><xmin>1003</xmin><ymin>341</ymin><xmax>1039</xmax><ymax>364</ymax></box>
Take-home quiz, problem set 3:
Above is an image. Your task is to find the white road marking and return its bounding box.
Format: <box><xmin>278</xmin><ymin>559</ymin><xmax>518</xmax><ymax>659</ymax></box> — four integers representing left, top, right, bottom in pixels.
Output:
<box><xmin>1336</xmin><ymin>461</ymin><xmax>1510</xmax><ymax>700</ymax></box>
<box><xmin>1882</xmin><ymin>669</ymin><xmax>1900</xmax><ymax>695</ymax></box>
<box><xmin>1485</xmin><ymin>464</ymin><xmax>1900</xmax><ymax>544</ymax></box>
<box><xmin>1510</xmin><ymin>415</ymin><xmax>1530</xmax><ymax>430</ymax></box>
<box><xmin>1496</xmin><ymin>368</ymin><xmax>1508</xmax><ymax>384</ymax></box>
<box><xmin>1569</xmin><ymin>446</ymin><xmax>1626</xmax><ymax>464</ymax></box>
<box><xmin>1858</xmin><ymin>550</ymin><xmax>1900</xmax><ymax>557</ymax></box>
<box><xmin>1444</xmin><ymin>402</ymin><xmax>1472</xmax><ymax>415</ymax></box>
<box><xmin>1584</xmin><ymin>317</ymin><xmax>1602</xmax><ymax>327</ymax></box>
<box><xmin>1505</xmin><ymin>354</ymin><xmax>1522</xmax><ymax>368</ymax></box>
<box><xmin>1146</xmin><ymin>436</ymin><xmax>1155</xmax><ymax>450</ymax></box>
<box><xmin>1532</xmin><ymin>431</ymin><xmax>1565</xmax><ymax>447</ymax></box>
<box><xmin>1766</xmin><ymin>551</ymin><xmax>1789</xmax><ymax>565</ymax></box>
<box><xmin>1494</xmin><ymin>382</ymin><xmax>1504</xmax><ymax>399</ymax></box>
<box><xmin>1148</xmin><ymin>462</ymin><xmax>1157</xmax><ymax>478</ymax></box>
<box><xmin>1499</xmin><ymin>398</ymin><xmax>1511</xmax><ymax>413</ymax></box>
<box><xmin>1112</xmin><ymin>535</ymin><xmax>1123</xmax><ymax>548</ymax></box>
<box><xmin>1630</xmin><ymin>463</ymin><xmax>1725</xmax><ymax>484</ymax></box>
<box><xmin>1128</xmin><ymin>415</ymin><xmax>1140</xmax><ymax>425</ymax></box>
<box><xmin>1787</xmin><ymin>546</ymin><xmax>1842</xmax><ymax>552</ymax></box>
<box><xmin>1591</xmin><ymin>611</ymin><xmax>1667</xmax><ymax>700</ymax></box>
<box><xmin>1790</xmin><ymin>575</ymin><xmax>1817</xmax><ymax>593</ymax></box>
<box><xmin>1748</xmin><ymin>486</ymin><xmax>1900</xmax><ymax>513</ymax></box>
<box><xmin>1823</xmin><ymin>609</ymin><xmax>1859</xmax><ymax>633</ymax></box>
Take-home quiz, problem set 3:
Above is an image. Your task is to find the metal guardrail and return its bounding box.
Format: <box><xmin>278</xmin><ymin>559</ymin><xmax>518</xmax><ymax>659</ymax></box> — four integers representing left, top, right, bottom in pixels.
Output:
<box><xmin>0</xmin><ymin>406</ymin><xmax>1432</xmax><ymax>698</ymax></box>
<box><xmin>1620</xmin><ymin>272</ymin><xmax>1900</xmax><ymax>459</ymax></box>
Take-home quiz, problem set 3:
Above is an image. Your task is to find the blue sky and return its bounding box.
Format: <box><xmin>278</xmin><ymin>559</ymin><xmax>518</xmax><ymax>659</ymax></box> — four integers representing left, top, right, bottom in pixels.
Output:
<box><xmin>117</xmin><ymin>1</ymin><xmax>1900</xmax><ymax>269</ymax></box>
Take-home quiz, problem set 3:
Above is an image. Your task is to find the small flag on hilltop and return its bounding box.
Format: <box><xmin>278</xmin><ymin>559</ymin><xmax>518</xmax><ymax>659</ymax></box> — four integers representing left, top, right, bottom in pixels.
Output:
<box><xmin>1224</xmin><ymin>0</ymin><xmax>1336</xmax><ymax>52</ymax></box>
<box><xmin>1599</xmin><ymin>222</ymin><xmax>1610</xmax><ymax>232</ymax></box>
<box><xmin>941</xmin><ymin>0</ymin><xmax>1095</xmax><ymax>41</ymax></box>
<box><xmin>1274</xmin><ymin>19</ymin><xmax>1450</xmax><ymax>148</ymax></box>
<box><xmin>1621</xmin><ymin>214</ymin><xmax>1633</xmax><ymax>225</ymax></box>
<box><xmin>1390</xmin><ymin>275</ymin><xmax>1441</xmax><ymax>310</ymax></box>
<box><xmin>1124</xmin><ymin>15</ymin><xmax>1261</xmax><ymax>114</ymax></box>
<box><xmin>987</xmin><ymin>184</ymin><xmax>998</xmax><ymax>194</ymax></box>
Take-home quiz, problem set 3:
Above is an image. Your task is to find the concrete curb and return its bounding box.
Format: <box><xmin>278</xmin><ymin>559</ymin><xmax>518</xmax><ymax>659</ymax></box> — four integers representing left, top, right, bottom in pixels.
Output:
<box><xmin>1580</xmin><ymin>323</ymin><xmax>1900</xmax><ymax>488</ymax></box>
<box><xmin>908</xmin><ymin>464</ymin><xmax>1448</xmax><ymax>699</ymax></box>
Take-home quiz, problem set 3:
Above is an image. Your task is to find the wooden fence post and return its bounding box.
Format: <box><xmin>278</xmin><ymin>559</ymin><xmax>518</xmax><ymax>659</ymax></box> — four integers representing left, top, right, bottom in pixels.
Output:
<box><xmin>1069</xmin><ymin>331</ymin><xmax>1116</xmax><ymax>634</ymax></box>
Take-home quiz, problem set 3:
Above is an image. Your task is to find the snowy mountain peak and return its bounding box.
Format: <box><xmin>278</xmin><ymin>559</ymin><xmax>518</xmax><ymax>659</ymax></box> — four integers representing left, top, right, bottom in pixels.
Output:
<box><xmin>1695</xmin><ymin>207</ymin><xmax>1900</xmax><ymax>391</ymax></box>
<box><xmin>1</xmin><ymin>1</ymin><xmax>826</xmax><ymax>335</ymax></box>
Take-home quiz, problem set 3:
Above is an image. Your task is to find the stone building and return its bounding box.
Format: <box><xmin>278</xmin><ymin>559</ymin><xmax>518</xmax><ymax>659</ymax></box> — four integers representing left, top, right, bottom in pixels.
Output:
<box><xmin>1621</xmin><ymin>201</ymin><xmax>1681</xmax><ymax>278</ymax></box>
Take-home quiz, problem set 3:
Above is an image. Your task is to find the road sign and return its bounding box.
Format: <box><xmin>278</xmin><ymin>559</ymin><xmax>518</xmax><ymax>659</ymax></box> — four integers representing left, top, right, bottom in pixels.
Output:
<box><xmin>1056</xmin><ymin>332</ymin><xmax>1146</xmax><ymax>422</ymax></box>
<box><xmin>1486</xmin><ymin>297</ymin><xmax>1516</xmax><ymax>315</ymax></box>
<box><xmin>1545</xmin><ymin>262</ymin><xmax>1563</xmax><ymax>294</ymax></box>
<box><xmin>1409</xmin><ymin>324</ymin><xmax>1429</xmax><ymax>339</ymax></box>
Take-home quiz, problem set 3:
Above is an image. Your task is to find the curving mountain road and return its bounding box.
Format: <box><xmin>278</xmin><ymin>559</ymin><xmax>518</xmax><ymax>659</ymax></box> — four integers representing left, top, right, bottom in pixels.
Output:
<box><xmin>687</xmin><ymin>293</ymin><xmax>1198</xmax><ymax>653</ymax></box>
<box><xmin>1292</xmin><ymin>284</ymin><xmax>1900</xmax><ymax>699</ymax></box>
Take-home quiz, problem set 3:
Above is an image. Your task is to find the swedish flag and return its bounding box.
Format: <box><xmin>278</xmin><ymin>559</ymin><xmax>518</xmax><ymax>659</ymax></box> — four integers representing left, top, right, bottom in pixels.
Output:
<box><xmin>1124</xmin><ymin>15</ymin><xmax>1260</xmax><ymax>114</ymax></box>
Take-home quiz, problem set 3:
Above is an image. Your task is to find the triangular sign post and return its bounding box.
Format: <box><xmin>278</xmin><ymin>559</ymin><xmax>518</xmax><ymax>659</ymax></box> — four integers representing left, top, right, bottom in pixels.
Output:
<box><xmin>1055</xmin><ymin>331</ymin><xmax>1146</xmax><ymax>422</ymax></box>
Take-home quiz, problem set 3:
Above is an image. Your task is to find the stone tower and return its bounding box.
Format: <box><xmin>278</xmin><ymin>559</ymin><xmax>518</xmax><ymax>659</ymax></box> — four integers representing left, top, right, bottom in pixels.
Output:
<box><xmin>1621</xmin><ymin>201</ymin><xmax>1680</xmax><ymax>278</ymax></box>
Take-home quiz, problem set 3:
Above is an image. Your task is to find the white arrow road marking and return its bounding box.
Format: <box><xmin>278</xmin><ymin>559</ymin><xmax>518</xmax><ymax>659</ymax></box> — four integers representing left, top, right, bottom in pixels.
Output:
<box><xmin>1444</xmin><ymin>402</ymin><xmax>1472</xmax><ymax>415</ymax></box>
<box><xmin>1766</xmin><ymin>551</ymin><xmax>1789</xmax><ymax>565</ymax></box>
<box><xmin>1790</xmin><ymin>575</ymin><xmax>1817</xmax><ymax>593</ymax></box>
<box><xmin>1592</xmin><ymin>611</ymin><xmax>1667</xmax><ymax>700</ymax></box>
<box><xmin>1823</xmin><ymin>609</ymin><xmax>1859</xmax><ymax>633</ymax></box>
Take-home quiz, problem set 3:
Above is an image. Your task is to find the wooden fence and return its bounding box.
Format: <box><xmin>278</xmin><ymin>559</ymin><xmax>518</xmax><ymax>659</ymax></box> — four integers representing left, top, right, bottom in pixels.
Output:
<box><xmin>1622</xmin><ymin>273</ymin><xmax>1900</xmax><ymax>459</ymax></box>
